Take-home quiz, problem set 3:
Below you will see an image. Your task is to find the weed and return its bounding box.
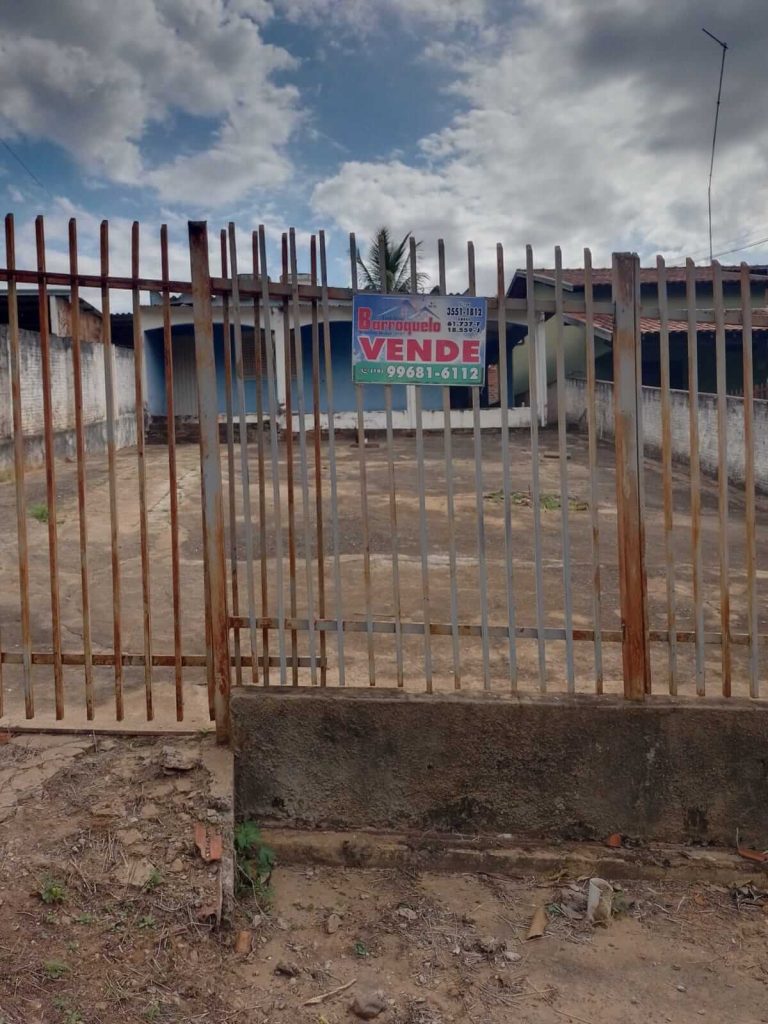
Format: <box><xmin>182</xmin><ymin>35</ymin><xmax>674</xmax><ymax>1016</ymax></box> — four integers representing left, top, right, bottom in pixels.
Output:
<box><xmin>43</xmin><ymin>960</ymin><xmax>69</xmax><ymax>981</ymax></box>
<box><xmin>63</xmin><ymin>1013</ymin><xmax>83</xmax><ymax>1024</ymax></box>
<box><xmin>144</xmin><ymin>869</ymin><xmax>162</xmax><ymax>891</ymax></box>
<box><xmin>29</xmin><ymin>502</ymin><xmax>49</xmax><ymax>523</ymax></box>
<box><xmin>137</xmin><ymin>914</ymin><xmax>156</xmax><ymax>930</ymax></box>
<box><xmin>143</xmin><ymin>1003</ymin><xmax>162</xmax><ymax>1022</ymax></box>
<box><xmin>75</xmin><ymin>912</ymin><xmax>95</xmax><ymax>925</ymax></box>
<box><xmin>40</xmin><ymin>877</ymin><xmax>67</xmax><ymax>904</ymax></box>
<box><xmin>235</xmin><ymin>820</ymin><xmax>275</xmax><ymax>908</ymax></box>
<box><xmin>485</xmin><ymin>489</ymin><xmax>588</xmax><ymax>512</ymax></box>
<box><xmin>354</xmin><ymin>940</ymin><xmax>369</xmax><ymax>958</ymax></box>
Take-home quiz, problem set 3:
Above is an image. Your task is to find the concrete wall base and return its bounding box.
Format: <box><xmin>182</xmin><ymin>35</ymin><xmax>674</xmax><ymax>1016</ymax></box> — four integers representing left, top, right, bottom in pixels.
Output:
<box><xmin>232</xmin><ymin>688</ymin><xmax>768</xmax><ymax>846</ymax></box>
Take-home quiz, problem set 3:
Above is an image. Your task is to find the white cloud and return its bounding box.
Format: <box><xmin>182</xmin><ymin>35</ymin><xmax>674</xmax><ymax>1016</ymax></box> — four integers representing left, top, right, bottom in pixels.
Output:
<box><xmin>270</xmin><ymin>0</ymin><xmax>488</xmax><ymax>31</ymax></box>
<box><xmin>0</xmin><ymin>0</ymin><xmax>301</xmax><ymax>207</ymax></box>
<box><xmin>312</xmin><ymin>0</ymin><xmax>768</xmax><ymax>289</ymax></box>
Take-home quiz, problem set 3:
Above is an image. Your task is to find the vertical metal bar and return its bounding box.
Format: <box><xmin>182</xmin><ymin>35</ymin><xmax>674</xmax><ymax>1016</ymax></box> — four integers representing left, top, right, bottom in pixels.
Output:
<box><xmin>160</xmin><ymin>225</ymin><xmax>183</xmax><ymax>719</ymax></box>
<box><xmin>657</xmin><ymin>256</ymin><xmax>678</xmax><ymax>693</ymax></box>
<box><xmin>310</xmin><ymin>237</ymin><xmax>328</xmax><ymax>686</ymax></box>
<box><xmin>686</xmin><ymin>259</ymin><xmax>705</xmax><ymax>694</ymax></box>
<box><xmin>713</xmin><ymin>260</ymin><xmax>731</xmax><ymax>696</ymax></box>
<box><xmin>525</xmin><ymin>247</ymin><xmax>547</xmax><ymax>689</ymax></box>
<box><xmin>228</xmin><ymin>224</ymin><xmax>259</xmax><ymax>684</ymax></box>
<box><xmin>282</xmin><ymin>235</ymin><xmax>299</xmax><ymax>684</ymax></box>
<box><xmin>554</xmin><ymin>248</ymin><xmax>575</xmax><ymax>691</ymax></box>
<box><xmin>376</xmin><ymin>239</ymin><xmax>404</xmax><ymax>686</ymax></box>
<box><xmin>437</xmin><ymin>239</ymin><xmax>462</xmax><ymax>689</ymax></box>
<box><xmin>410</xmin><ymin>236</ymin><xmax>432</xmax><ymax>691</ymax></box>
<box><xmin>741</xmin><ymin>262</ymin><xmax>758</xmax><ymax>697</ymax></box>
<box><xmin>252</xmin><ymin>233</ymin><xmax>270</xmax><ymax>683</ymax></box>
<box><xmin>318</xmin><ymin>231</ymin><xmax>345</xmax><ymax>683</ymax></box>
<box><xmin>188</xmin><ymin>221</ymin><xmax>231</xmax><ymax>742</ymax></box>
<box><xmin>612</xmin><ymin>252</ymin><xmax>650</xmax><ymax>700</ymax></box>
<box><xmin>495</xmin><ymin>244</ymin><xmax>518</xmax><ymax>690</ymax></box>
<box><xmin>5</xmin><ymin>215</ymin><xmax>32</xmax><ymax>716</ymax></box>
<box><xmin>100</xmin><ymin>221</ymin><xmax>124</xmax><ymax>719</ymax></box>
<box><xmin>258</xmin><ymin>225</ymin><xmax>287</xmax><ymax>683</ymax></box>
<box><xmin>67</xmin><ymin>220</ymin><xmax>94</xmax><ymax>719</ymax></box>
<box><xmin>35</xmin><ymin>217</ymin><xmax>63</xmax><ymax>718</ymax></box>
<box><xmin>583</xmin><ymin>250</ymin><xmax>603</xmax><ymax>693</ymax></box>
<box><xmin>383</xmin><ymin>385</ymin><xmax>404</xmax><ymax>686</ymax></box>
<box><xmin>289</xmin><ymin>228</ymin><xmax>318</xmax><ymax>685</ymax></box>
<box><xmin>131</xmin><ymin>223</ymin><xmax>153</xmax><ymax>719</ymax></box>
<box><xmin>350</xmin><ymin>233</ymin><xmax>376</xmax><ymax>684</ymax></box>
<box><xmin>468</xmin><ymin>242</ymin><xmax>490</xmax><ymax>689</ymax></box>
<box><xmin>220</xmin><ymin>231</ymin><xmax>242</xmax><ymax>686</ymax></box>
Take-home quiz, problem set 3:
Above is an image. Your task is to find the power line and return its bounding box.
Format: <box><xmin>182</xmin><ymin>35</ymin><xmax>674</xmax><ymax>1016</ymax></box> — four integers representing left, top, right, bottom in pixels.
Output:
<box><xmin>710</xmin><ymin>234</ymin><xmax>768</xmax><ymax>261</ymax></box>
<box><xmin>702</xmin><ymin>27</ymin><xmax>728</xmax><ymax>263</ymax></box>
<box><xmin>0</xmin><ymin>138</ymin><xmax>53</xmax><ymax>199</ymax></box>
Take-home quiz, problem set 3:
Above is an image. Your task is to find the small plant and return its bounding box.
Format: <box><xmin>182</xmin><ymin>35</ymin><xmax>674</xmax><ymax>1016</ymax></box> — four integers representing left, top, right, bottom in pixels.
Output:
<box><xmin>40</xmin><ymin>877</ymin><xmax>67</xmax><ymax>905</ymax></box>
<box><xmin>137</xmin><ymin>914</ymin><xmax>155</xmax><ymax>930</ymax></box>
<box><xmin>75</xmin><ymin>912</ymin><xmax>95</xmax><ymax>925</ymax></box>
<box><xmin>63</xmin><ymin>1013</ymin><xmax>83</xmax><ymax>1024</ymax></box>
<box><xmin>43</xmin><ymin>959</ymin><xmax>69</xmax><ymax>980</ymax></box>
<box><xmin>235</xmin><ymin>820</ymin><xmax>275</xmax><ymax>907</ymax></box>
<box><xmin>143</xmin><ymin>1003</ymin><xmax>162</xmax><ymax>1022</ymax></box>
<box><xmin>29</xmin><ymin>502</ymin><xmax>50</xmax><ymax>523</ymax></box>
<box><xmin>354</xmin><ymin>940</ymin><xmax>369</xmax><ymax>958</ymax></box>
<box><xmin>144</xmin><ymin>869</ymin><xmax>162</xmax><ymax>891</ymax></box>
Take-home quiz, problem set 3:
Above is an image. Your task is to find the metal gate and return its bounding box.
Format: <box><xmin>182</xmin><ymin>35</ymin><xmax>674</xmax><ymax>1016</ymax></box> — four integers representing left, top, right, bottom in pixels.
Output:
<box><xmin>0</xmin><ymin>214</ymin><xmax>765</xmax><ymax>741</ymax></box>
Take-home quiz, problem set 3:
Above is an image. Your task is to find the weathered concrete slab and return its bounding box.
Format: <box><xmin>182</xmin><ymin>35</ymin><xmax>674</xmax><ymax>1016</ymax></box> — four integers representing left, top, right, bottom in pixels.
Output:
<box><xmin>232</xmin><ymin>688</ymin><xmax>768</xmax><ymax>845</ymax></box>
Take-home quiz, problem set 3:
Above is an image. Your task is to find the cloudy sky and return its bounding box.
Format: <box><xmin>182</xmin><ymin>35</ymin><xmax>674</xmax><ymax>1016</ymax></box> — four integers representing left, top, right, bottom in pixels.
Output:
<box><xmin>0</xmin><ymin>0</ymin><xmax>766</xmax><ymax>293</ymax></box>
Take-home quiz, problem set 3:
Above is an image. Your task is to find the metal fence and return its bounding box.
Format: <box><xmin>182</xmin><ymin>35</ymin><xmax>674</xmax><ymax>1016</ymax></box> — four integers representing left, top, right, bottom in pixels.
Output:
<box><xmin>0</xmin><ymin>214</ymin><xmax>765</xmax><ymax>741</ymax></box>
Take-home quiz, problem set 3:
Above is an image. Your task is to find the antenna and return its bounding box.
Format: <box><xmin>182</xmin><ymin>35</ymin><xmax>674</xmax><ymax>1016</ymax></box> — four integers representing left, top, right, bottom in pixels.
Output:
<box><xmin>703</xmin><ymin>27</ymin><xmax>728</xmax><ymax>263</ymax></box>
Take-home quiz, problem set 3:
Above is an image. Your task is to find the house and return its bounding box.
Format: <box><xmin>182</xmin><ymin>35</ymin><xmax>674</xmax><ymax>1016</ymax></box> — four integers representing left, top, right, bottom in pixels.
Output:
<box><xmin>506</xmin><ymin>265</ymin><xmax>768</xmax><ymax>402</ymax></box>
<box><xmin>126</xmin><ymin>281</ymin><xmax>537</xmax><ymax>437</ymax></box>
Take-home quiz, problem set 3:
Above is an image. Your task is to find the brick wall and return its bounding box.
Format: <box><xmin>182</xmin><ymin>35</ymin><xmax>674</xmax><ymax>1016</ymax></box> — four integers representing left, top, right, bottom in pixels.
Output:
<box><xmin>0</xmin><ymin>326</ymin><xmax>136</xmax><ymax>470</ymax></box>
<box><xmin>564</xmin><ymin>376</ymin><xmax>768</xmax><ymax>492</ymax></box>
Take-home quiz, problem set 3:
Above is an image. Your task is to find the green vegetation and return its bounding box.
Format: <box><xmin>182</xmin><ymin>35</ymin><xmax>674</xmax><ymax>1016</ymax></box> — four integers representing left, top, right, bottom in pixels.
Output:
<box><xmin>485</xmin><ymin>489</ymin><xmax>589</xmax><ymax>512</ymax></box>
<box><xmin>144</xmin><ymin>869</ymin><xmax>162</xmax><ymax>891</ymax></box>
<box><xmin>356</xmin><ymin>227</ymin><xmax>428</xmax><ymax>293</ymax></box>
<box><xmin>29</xmin><ymin>502</ymin><xmax>50</xmax><ymax>523</ymax></box>
<box><xmin>235</xmin><ymin>820</ymin><xmax>275</xmax><ymax>907</ymax></box>
<box><xmin>39</xmin><ymin>878</ymin><xmax>67</xmax><ymax>904</ymax></box>
<box><xmin>43</xmin><ymin>960</ymin><xmax>69</xmax><ymax>980</ymax></box>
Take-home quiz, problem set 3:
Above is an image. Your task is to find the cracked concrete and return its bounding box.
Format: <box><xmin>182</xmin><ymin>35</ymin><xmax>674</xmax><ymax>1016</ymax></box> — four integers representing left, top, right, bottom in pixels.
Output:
<box><xmin>0</xmin><ymin>733</ymin><xmax>93</xmax><ymax>822</ymax></box>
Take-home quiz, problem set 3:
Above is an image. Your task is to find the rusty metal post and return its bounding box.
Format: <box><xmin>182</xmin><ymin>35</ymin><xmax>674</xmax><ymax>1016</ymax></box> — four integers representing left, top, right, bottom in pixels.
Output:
<box><xmin>612</xmin><ymin>253</ymin><xmax>650</xmax><ymax>700</ymax></box>
<box><xmin>189</xmin><ymin>222</ymin><xmax>231</xmax><ymax>742</ymax></box>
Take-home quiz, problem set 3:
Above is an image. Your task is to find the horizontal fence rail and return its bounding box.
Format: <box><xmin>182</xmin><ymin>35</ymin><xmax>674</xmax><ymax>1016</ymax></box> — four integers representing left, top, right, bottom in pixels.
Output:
<box><xmin>0</xmin><ymin>213</ymin><xmax>766</xmax><ymax>735</ymax></box>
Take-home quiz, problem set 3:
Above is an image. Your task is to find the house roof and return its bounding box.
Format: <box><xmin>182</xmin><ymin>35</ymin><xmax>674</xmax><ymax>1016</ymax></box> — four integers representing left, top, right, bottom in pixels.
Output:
<box><xmin>506</xmin><ymin>265</ymin><xmax>768</xmax><ymax>297</ymax></box>
<box><xmin>565</xmin><ymin>311</ymin><xmax>768</xmax><ymax>338</ymax></box>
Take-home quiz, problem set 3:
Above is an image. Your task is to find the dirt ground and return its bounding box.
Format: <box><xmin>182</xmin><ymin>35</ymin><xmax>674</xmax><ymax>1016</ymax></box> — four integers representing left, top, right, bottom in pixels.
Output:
<box><xmin>0</xmin><ymin>426</ymin><xmax>765</xmax><ymax>727</ymax></box>
<box><xmin>3</xmin><ymin>733</ymin><xmax>768</xmax><ymax>1024</ymax></box>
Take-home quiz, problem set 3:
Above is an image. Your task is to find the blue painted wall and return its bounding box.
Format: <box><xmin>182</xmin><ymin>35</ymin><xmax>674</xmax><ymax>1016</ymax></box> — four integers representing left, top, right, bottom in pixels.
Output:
<box><xmin>143</xmin><ymin>319</ymin><xmax>525</xmax><ymax>417</ymax></box>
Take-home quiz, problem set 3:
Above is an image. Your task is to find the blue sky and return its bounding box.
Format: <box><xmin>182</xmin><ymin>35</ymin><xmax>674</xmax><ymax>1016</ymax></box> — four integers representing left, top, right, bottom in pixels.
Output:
<box><xmin>1</xmin><ymin>0</ymin><xmax>767</xmax><ymax>300</ymax></box>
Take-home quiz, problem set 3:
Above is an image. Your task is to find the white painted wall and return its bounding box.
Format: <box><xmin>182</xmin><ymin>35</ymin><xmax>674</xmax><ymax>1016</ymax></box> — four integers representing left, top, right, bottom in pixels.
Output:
<box><xmin>563</xmin><ymin>375</ymin><xmax>768</xmax><ymax>491</ymax></box>
<box><xmin>0</xmin><ymin>326</ymin><xmax>136</xmax><ymax>469</ymax></box>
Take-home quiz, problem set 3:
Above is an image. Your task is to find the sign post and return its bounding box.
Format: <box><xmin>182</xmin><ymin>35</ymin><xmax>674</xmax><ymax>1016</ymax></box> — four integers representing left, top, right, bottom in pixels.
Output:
<box><xmin>352</xmin><ymin>294</ymin><xmax>487</xmax><ymax>386</ymax></box>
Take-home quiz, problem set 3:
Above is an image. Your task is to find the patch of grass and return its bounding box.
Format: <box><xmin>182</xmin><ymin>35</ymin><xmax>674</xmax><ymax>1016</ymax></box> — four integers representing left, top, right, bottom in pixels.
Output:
<box><xmin>235</xmin><ymin>820</ymin><xmax>275</xmax><ymax>908</ymax></box>
<box><xmin>29</xmin><ymin>502</ymin><xmax>50</xmax><ymax>523</ymax></box>
<box><xmin>144</xmin><ymin>869</ymin><xmax>162</xmax><ymax>892</ymax></box>
<box><xmin>43</xmin><ymin>959</ymin><xmax>69</xmax><ymax>981</ymax></box>
<box><xmin>485</xmin><ymin>489</ymin><xmax>589</xmax><ymax>512</ymax></box>
<box><xmin>39</xmin><ymin>877</ymin><xmax>67</xmax><ymax>905</ymax></box>
<box><xmin>75</xmin><ymin>912</ymin><xmax>95</xmax><ymax>925</ymax></box>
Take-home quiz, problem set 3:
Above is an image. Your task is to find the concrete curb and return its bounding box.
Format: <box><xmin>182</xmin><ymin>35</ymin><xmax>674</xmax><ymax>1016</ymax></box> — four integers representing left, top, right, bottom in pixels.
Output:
<box><xmin>262</xmin><ymin>827</ymin><xmax>766</xmax><ymax>884</ymax></box>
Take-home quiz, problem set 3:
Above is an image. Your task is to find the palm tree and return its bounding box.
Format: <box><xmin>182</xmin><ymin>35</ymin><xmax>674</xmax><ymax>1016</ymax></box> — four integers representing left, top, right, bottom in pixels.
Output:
<box><xmin>356</xmin><ymin>227</ymin><xmax>429</xmax><ymax>293</ymax></box>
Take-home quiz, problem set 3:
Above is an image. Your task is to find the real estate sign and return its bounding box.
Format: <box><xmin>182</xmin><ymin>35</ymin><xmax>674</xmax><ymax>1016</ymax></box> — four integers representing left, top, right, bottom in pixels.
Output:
<box><xmin>352</xmin><ymin>293</ymin><xmax>487</xmax><ymax>386</ymax></box>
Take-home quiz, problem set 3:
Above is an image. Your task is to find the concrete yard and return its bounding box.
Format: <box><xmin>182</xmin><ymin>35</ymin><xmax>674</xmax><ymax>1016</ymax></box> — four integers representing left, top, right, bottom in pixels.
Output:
<box><xmin>0</xmin><ymin>425</ymin><xmax>765</xmax><ymax>727</ymax></box>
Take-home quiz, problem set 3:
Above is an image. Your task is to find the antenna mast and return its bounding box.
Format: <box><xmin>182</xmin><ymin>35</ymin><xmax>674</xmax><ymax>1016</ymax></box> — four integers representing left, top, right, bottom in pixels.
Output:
<box><xmin>703</xmin><ymin>27</ymin><xmax>728</xmax><ymax>263</ymax></box>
